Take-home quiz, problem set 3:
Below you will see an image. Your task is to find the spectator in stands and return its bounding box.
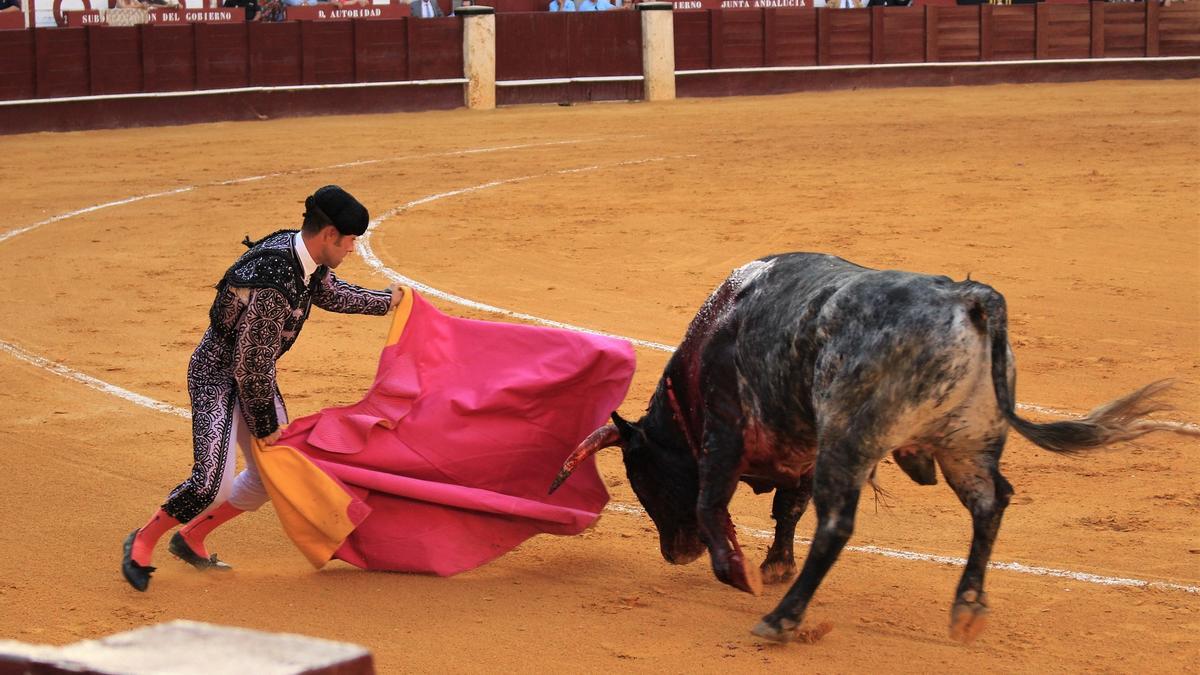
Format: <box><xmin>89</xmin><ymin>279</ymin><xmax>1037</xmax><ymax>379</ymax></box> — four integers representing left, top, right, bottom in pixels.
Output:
<box><xmin>410</xmin><ymin>0</ymin><xmax>444</xmax><ymax>17</ymax></box>
<box><xmin>113</xmin><ymin>0</ymin><xmax>146</xmax><ymax>8</ymax></box>
<box><xmin>284</xmin><ymin>0</ymin><xmax>317</xmax><ymax>7</ymax></box>
<box><xmin>549</xmin><ymin>0</ymin><xmax>576</xmax><ymax>10</ymax></box>
<box><xmin>0</xmin><ymin>0</ymin><xmax>20</xmax><ymax>11</ymax></box>
<box><xmin>595</xmin><ymin>0</ymin><xmax>614</xmax><ymax>9</ymax></box>
<box><xmin>577</xmin><ymin>0</ymin><xmax>596</xmax><ymax>9</ymax></box>
<box><xmin>257</xmin><ymin>0</ymin><xmax>284</xmax><ymax>20</ymax></box>
<box><xmin>223</xmin><ymin>0</ymin><xmax>260</xmax><ymax>20</ymax></box>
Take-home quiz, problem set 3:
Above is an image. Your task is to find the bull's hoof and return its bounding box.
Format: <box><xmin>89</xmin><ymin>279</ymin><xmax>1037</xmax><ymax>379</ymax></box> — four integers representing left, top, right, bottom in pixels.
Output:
<box><xmin>751</xmin><ymin>616</ymin><xmax>799</xmax><ymax>643</ymax></box>
<box><xmin>949</xmin><ymin>590</ymin><xmax>989</xmax><ymax>643</ymax></box>
<box><xmin>759</xmin><ymin>560</ymin><xmax>796</xmax><ymax>585</ymax></box>
<box><xmin>751</xmin><ymin>618</ymin><xmax>833</xmax><ymax>644</ymax></box>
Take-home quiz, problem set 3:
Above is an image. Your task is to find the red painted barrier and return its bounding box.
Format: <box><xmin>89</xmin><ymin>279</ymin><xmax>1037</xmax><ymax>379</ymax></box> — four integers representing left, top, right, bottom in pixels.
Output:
<box><xmin>407</xmin><ymin>16</ymin><xmax>461</xmax><ymax>79</ymax></box>
<box><xmin>35</xmin><ymin>27</ymin><xmax>89</xmax><ymax>97</ymax></box>
<box><xmin>302</xmin><ymin>20</ymin><xmax>355</xmax><ymax>83</ymax></box>
<box><xmin>0</xmin><ymin>4</ymin><xmax>1196</xmax><ymax>115</ymax></box>
<box><xmin>989</xmin><ymin>4</ymin><xmax>1036</xmax><ymax>59</ymax></box>
<box><xmin>1161</xmin><ymin>2</ymin><xmax>1200</xmax><ymax>55</ymax></box>
<box><xmin>877</xmin><ymin>6</ymin><xmax>924</xmax><ymax>63</ymax></box>
<box><xmin>821</xmin><ymin>7</ymin><xmax>871</xmax><ymax>64</ymax></box>
<box><xmin>927</xmin><ymin>6</ymin><xmax>981</xmax><ymax>62</ymax></box>
<box><xmin>1097</xmin><ymin>2</ymin><xmax>1145</xmax><ymax>57</ymax></box>
<box><xmin>1043</xmin><ymin>2</ymin><xmax>1091</xmax><ymax>59</ymax></box>
<box><xmin>142</xmin><ymin>23</ymin><xmax>196</xmax><ymax>91</ymax></box>
<box><xmin>248</xmin><ymin>20</ymin><xmax>301</xmax><ymax>86</ymax></box>
<box><xmin>87</xmin><ymin>25</ymin><xmax>142</xmax><ymax>94</ymax></box>
<box><xmin>765</xmin><ymin>8</ymin><xmax>816</xmax><ymax>66</ymax></box>
<box><xmin>0</xmin><ymin>11</ymin><xmax>25</xmax><ymax>29</ymax></box>
<box><xmin>194</xmin><ymin>22</ymin><xmax>247</xmax><ymax>89</ymax></box>
<box><xmin>353</xmin><ymin>18</ymin><xmax>408</xmax><ymax>81</ymax></box>
<box><xmin>673</xmin><ymin>10</ymin><xmax>711</xmax><ymax>69</ymax></box>
<box><xmin>712</xmin><ymin>9</ymin><xmax>765</xmax><ymax>68</ymax></box>
<box><xmin>0</xmin><ymin>29</ymin><xmax>35</xmax><ymax>99</ymax></box>
<box><xmin>496</xmin><ymin>12</ymin><xmax>570</xmax><ymax>80</ymax></box>
<box><xmin>568</xmin><ymin>9</ymin><xmax>640</xmax><ymax>76</ymax></box>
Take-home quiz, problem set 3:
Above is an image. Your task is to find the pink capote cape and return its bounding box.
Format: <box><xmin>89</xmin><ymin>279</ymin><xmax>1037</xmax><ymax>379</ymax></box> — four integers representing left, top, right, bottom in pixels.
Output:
<box><xmin>258</xmin><ymin>288</ymin><xmax>635</xmax><ymax>576</ymax></box>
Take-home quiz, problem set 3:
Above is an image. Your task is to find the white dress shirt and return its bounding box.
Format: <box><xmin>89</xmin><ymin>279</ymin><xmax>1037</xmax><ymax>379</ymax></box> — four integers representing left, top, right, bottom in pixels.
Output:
<box><xmin>293</xmin><ymin>231</ymin><xmax>319</xmax><ymax>284</ymax></box>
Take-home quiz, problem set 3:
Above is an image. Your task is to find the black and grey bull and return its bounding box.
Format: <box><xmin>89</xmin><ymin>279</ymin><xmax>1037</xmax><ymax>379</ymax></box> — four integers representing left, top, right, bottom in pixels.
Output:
<box><xmin>548</xmin><ymin>252</ymin><xmax>1196</xmax><ymax>643</ymax></box>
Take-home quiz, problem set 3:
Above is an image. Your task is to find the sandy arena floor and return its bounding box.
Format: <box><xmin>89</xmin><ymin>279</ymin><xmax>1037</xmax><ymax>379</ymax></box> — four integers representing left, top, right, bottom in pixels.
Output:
<box><xmin>1</xmin><ymin>80</ymin><xmax>1197</xmax><ymax>673</ymax></box>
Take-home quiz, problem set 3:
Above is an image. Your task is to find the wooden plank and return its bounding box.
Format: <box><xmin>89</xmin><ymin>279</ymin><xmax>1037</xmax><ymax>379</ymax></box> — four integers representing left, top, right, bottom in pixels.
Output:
<box><xmin>818</xmin><ymin>5</ymin><xmax>830</xmax><ymax>64</ymax></box>
<box><xmin>1146</xmin><ymin>0</ymin><xmax>1160</xmax><ymax>57</ymax></box>
<box><xmin>1090</xmin><ymin>1</ymin><xmax>1103</xmax><ymax>58</ymax></box>
<box><xmin>1035</xmin><ymin>2</ymin><xmax>1049</xmax><ymax>59</ymax></box>
<box><xmin>710</xmin><ymin>9</ymin><xmax>724</xmax><ymax>68</ymax></box>
<box><xmin>980</xmin><ymin>3</ymin><xmax>993</xmax><ymax>61</ymax></box>
<box><xmin>871</xmin><ymin>5</ymin><xmax>884</xmax><ymax>63</ymax></box>
<box><xmin>763</xmin><ymin>8</ymin><xmax>774</xmax><ymax>67</ymax></box>
<box><xmin>925</xmin><ymin>5</ymin><xmax>937</xmax><ymax>62</ymax></box>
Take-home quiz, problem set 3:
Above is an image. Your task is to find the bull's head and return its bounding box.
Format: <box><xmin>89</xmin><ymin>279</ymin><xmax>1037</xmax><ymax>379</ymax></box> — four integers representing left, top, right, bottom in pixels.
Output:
<box><xmin>550</xmin><ymin>412</ymin><xmax>705</xmax><ymax>565</ymax></box>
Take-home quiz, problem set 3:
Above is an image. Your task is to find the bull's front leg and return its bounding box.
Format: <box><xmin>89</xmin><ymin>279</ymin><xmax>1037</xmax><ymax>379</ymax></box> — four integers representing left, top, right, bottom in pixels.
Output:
<box><xmin>697</xmin><ymin>417</ymin><xmax>763</xmax><ymax>596</ymax></box>
<box><xmin>760</xmin><ymin>474</ymin><xmax>813</xmax><ymax>584</ymax></box>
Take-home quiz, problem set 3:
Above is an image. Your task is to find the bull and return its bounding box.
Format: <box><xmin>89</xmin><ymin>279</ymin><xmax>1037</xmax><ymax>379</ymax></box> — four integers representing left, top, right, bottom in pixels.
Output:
<box><xmin>549</xmin><ymin>252</ymin><xmax>1196</xmax><ymax>643</ymax></box>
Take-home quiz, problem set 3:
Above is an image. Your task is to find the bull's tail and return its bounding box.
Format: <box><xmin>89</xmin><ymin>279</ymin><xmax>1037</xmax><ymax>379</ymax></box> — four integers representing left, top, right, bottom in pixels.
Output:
<box><xmin>967</xmin><ymin>284</ymin><xmax>1198</xmax><ymax>454</ymax></box>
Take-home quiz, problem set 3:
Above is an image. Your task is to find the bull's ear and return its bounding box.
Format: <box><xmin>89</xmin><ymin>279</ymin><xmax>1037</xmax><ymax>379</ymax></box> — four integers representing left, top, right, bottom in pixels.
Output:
<box><xmin>611</xmin><ymin>412</ymin><xmax>637</xmax><ymax>441</ymax></box>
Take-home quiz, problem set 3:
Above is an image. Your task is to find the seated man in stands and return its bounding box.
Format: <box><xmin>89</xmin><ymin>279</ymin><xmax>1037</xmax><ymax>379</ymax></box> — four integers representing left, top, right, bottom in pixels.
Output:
<box><xmin>257</xmin><ymin>0</ymin><xmax>284</xmax><ymax>20</ymax></box>
<box><xmin>595</xmin><ymin>0</ymin><xmax>614</xmax><ymax>9</ymax></box>
<box><xmin>0</xmin><ymin>0</ymin><xmax>20</xmax><ymax>13</ymax></box>
<box><xmin>410</xmin><ymin>0</ymin><xmax>444</xmax><ymax>17</ymax></box>
<box><xmin>549</xmin><ymin>0</ymin><xmax>576</xmax><ymax>9</ymax></box>
<box><xmin>577</xmin><ymin>0</ymin><xmax>596</xmax><ymax>9</ymax></box>
<box><xmin>223</xmin><ymin>0</ymin><xmax>260</xmax><ymax>20</ymax></box>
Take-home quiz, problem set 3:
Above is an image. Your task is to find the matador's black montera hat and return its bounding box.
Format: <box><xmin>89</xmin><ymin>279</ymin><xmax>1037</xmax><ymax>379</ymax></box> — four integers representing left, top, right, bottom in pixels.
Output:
<box><xmin>306</xmin><ymin>185</ymin><xmax>369</xmax><ymax>236</ymax></box>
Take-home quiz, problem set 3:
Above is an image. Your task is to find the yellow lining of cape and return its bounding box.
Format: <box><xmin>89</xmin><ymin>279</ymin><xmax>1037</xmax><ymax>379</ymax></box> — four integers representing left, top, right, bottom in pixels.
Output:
<box><xmin>252</xmin><ymin>286</ymin><xmax>414</xmax><ymax>569</ymax></box>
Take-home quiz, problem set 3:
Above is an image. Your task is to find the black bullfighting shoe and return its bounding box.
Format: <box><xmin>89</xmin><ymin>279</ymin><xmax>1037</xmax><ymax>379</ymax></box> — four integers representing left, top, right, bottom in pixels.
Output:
<box><xmin>168</xmin><ymin>532</ymin><xmax>233</xmax><ymax>571</ymax></box>
<box><xmin>121</xmin><ymin>529</ymin><xmax>155</xmax><ymax>592</ymax></box>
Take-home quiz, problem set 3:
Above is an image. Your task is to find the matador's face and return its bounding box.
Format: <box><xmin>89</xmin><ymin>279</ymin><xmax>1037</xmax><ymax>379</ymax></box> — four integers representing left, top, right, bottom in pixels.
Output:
<box><xmin>321</xmin><ymin>231</ymin><xmax>358</xmax><ymax>269</ymax></box>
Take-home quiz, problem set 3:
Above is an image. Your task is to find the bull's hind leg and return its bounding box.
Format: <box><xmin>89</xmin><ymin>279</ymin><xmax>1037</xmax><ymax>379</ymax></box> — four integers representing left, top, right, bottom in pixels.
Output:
<box><xmin>935</xmin><ymin>437</ymin><xmax>1013</xmax><ymax>643</ymax></box>
<box><xmin>752</xmin><ymin>437</ymin><xmax>871</xmax><ymax>642</ymax></box>
<box><xmin>760</xmin><ymin>475</ymin><xmax>813</xmax><ymax>584</ymax></box>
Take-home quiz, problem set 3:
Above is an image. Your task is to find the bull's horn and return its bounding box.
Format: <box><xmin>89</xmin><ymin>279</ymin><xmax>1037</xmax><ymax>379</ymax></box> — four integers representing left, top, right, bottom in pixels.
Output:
<box><xmin>548</xmin><ymin>424</ymin><xmax>621</xmax><ymax>495</ymax></box>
